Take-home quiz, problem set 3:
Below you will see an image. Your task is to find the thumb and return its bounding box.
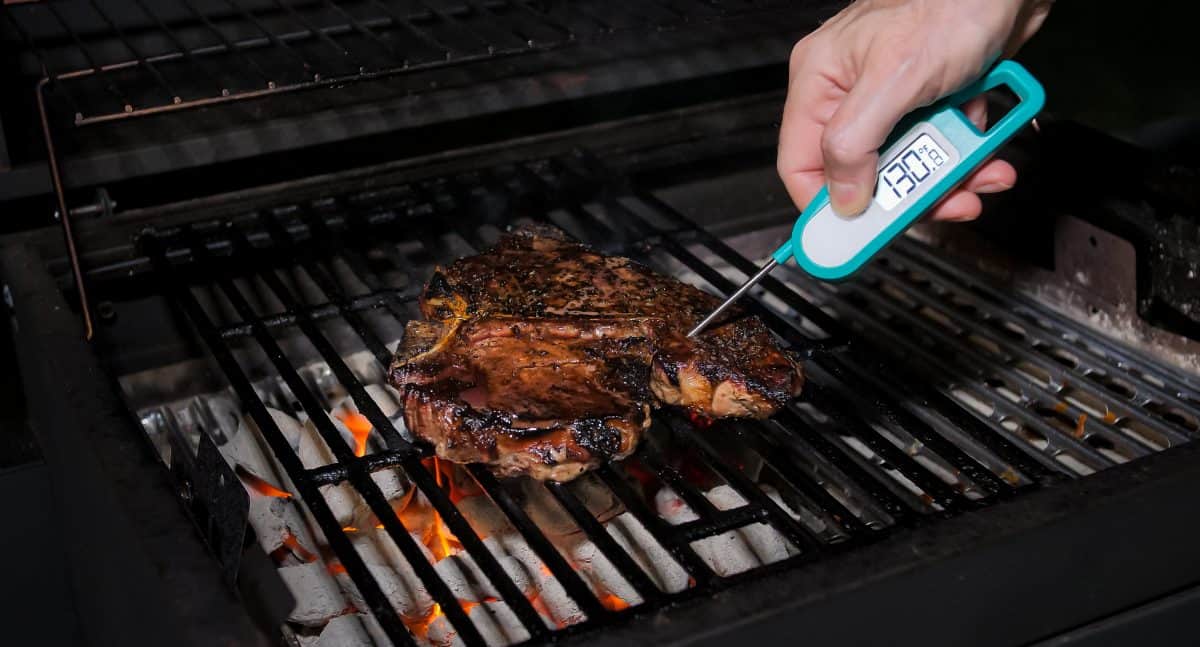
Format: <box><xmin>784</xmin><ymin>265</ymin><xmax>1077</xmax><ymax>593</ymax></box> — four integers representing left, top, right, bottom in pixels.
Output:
<box><xmin>821</xmin><ymin>61</ymin><xmax>938</xmax><ymax>216</ymax></box>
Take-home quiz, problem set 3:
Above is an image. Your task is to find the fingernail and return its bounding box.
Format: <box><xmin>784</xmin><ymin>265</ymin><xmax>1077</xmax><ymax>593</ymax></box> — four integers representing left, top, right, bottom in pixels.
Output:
<box><xmin>829</xmin><ymin>181</ymin><xmax>868</xmax><ymax>216</ymax></box>
<box><xmin>974</xmin><ymin>182</ymin><xmax>1013</xmax><ymax>194</ymax></box>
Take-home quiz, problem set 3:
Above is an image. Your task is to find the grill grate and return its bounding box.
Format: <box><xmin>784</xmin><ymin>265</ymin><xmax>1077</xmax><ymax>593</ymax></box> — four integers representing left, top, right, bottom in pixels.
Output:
<box><xmin>121</xmin><ymin>151</ymin><xmax>1200</xmax><ymax>645</ymax></box>
<box><xmin>4</xmin><ymin>0</ymin><xmax>798</xmax><ymax>125</ymax></box>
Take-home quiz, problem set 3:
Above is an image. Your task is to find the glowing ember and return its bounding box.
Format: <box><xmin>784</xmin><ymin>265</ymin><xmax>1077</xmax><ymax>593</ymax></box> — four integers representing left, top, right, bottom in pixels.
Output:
<box><xmin>235</xmin><ymin>465</ymin><xmax>292</xmax><ymax>499</ymax></box>
<box><xmin>686</xmin><ymin>410</ymin><xmax>715</xmax><ymax>429</ymax></box>
<box><xmin>426</xmin><ymin>513</ymin><xmax>460</xmax><ymax>561</ymax></box>
<box><xmin>281</xmin><ymin>533</ymin><xmax>318</xmax><ymax>563</ymax></box>
<box><xmin>327</xmin><ymin>562</ymin><xmax>347</xmax><ymax>576</ymax></box>
<box><xmin>338</xmin><ymin>411</ymin><xmax>374</xmax><ymax>458</ymax></box>
<box><xmin>405</xmin><ymin>602</ymin><xmax>444</xmax><ymax>638</ymax></box>
<box><xmin>341</xmin><ymin>526</ymin><xmax>359</xmax><ymax>533</ymax></box>
<box><xmin>599</xmin><ymin>593</ymin><xmax>630</xmax><ymax>612</ymax></box>
<box><xmin>1075</xmin><ymin>413</ymin><xmax>1088</xmax><ymax>439</ymax></box>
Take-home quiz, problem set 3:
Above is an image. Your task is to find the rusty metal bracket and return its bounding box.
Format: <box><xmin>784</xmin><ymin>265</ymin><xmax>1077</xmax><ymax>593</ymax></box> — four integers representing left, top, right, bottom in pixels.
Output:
<box><xmin>36</xmin><ymin>76</ymin><xmax>93</xmax><ymax>340</ymax></box>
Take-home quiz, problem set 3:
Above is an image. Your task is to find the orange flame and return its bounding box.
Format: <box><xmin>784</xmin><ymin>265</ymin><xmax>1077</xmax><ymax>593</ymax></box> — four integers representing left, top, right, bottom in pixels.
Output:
<box><xmin>236</xmin><ymin>466</ymin><xmax>292</xmax><ymax>499</ymax></box>
<box><xmin>327</xmin><ymin>562</ymin><xmax>347</xmax><ymax>576</ymax></box>
<box><xmin>338</xmin><ymin>411</ymin><xmax>374</xmax><ymax>457</ymax></box>
<box><xmin>599</xmin><ymin>593</ymin><xmax>630</xmax><ymax>612</ymax></box>
<box><xmin>1074</xmin><ymin>413</ymin><xmax>1089</xmax><ymax>439</ymax></box>
<box><xmin>342</xmin><ymin>526</ymin><xmax>359</xmax><ymax>533</ymax></box>
<box><xmin>282</xmin><ymin>533</ymin><xmax>318</xmax><ymax>563</ymax></box>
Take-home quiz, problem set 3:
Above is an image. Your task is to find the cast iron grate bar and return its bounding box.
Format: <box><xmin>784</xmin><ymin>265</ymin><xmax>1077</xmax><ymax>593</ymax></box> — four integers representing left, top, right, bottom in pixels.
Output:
<box><xmin>883</xmin><ymin>246</ymin><xmax>1200</xmax><ymax>422</ymax></box>
<box><xmin>808</xmin><ymin>273</ymin><xmax>1116</xmax><ymax>476</ymax></box>
<box><xmin>140</xmin><ymin>231</ymin><xmax>420</xmax><ymax>647</ymax></box>
<box><xmin>612</xmin><ymin>179</ymin><xmax>1057</xmax><ymax>484</ymax></box>
<box><xmin>120</xmin><ymin>147</ymin><xmax>1200</xmax><ymax>645</ymax></box>
<box><xmin>854</xmin><ymin>264</ymin><xmax>1183</xmax><ymax>454</ymax></box>
<box><xmin>187</xmin><ymin>228</ymin><xmax>494</xmax><ymax>646</ymax></box>
<box><xmin>220</xmin><ymin>223</ymin><xmax>556</xmax><ymax>639</ymax></box>
<box><xmin>543</xmin><ymin>481</ymin><xmax>666</xmax><ymax>603</ymax></box>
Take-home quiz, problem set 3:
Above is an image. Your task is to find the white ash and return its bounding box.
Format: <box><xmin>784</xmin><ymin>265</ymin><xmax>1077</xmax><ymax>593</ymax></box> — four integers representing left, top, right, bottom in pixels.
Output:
<box><xmin>434</xmin><ymin>551</ymin><xmax>532</xmax><ymax>602</ymax></box>
<box><xmin>279</xmin><ymin>562</ymin><xmax>350</xmax><ymax>627</ymax></box>
<box><xmin>247</xmin><ymin>494</ymin><xmax>320</xmax><ymax>561</ymax></box>
<box><xmin>455</xmin><ymin>496</ymin><xmax>515</xmax><ymax>539</ymax></box>
<box><xmin>605</xmin><ymin>512</ymin><xmax>689</xmax><ymax>593</ymax></box>
<box><xmin>334</xmin><ymin>561</ymin><xmax>433</xmax><ymax>621</ymax></box>
<box><xmin>570</xmin><ymin>539</ymin><xmax>643</xmax><ymax>606</ymax></box>
<box><xmin>296</xmin><ymin>613</ymin><xmax>372</xmax><ymax>647</ymax></box>
<box><xmin>518</xmin><ymin>478</ymin><xmax>622</xmax><ymax>536</ymax></box>
<box><xmin>654</xmin><ymin>486</ymin><xmax>759</xmax><ymax>577</ymax></box>
<box><xmin>705</xmin><ymin>485</ymin><xmax>797</xmax><ymax>564</ymax></box>
<box><xmin>226</xmin><ymin>408</ymin><xmax>301</xmax><ymax>488</ymax></box>
<box><xmin>298</xmin><ymin>416</ymin><xmax>362</xmax><ymax>526</ymax></box>
<box><xmin>530</xmin><ymin>566</ymin><xmax>586</xmax><ymax>628</ymax></box>
<box><xmin>345</xmin><ymin>530</ymin><xmax>435</xmax><ymax>619</ymax></box>
<box><xmin>426</xmin><ymin>600</ymin><xmax>530</xmax><ymax>647</ymax></box>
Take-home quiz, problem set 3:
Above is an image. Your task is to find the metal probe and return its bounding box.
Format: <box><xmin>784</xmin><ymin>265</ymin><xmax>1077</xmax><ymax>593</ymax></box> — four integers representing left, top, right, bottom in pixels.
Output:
<box><xmin>687</xmin><ymin>258</ymin><xmax>778</xmax><ymax>338</ymax></box>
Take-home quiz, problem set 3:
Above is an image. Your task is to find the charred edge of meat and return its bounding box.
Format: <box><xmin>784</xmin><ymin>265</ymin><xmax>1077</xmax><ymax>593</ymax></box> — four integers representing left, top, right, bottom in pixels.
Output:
<box><xmin>401</xmin><ymin>385</ymin><xmax>644</xmax><ymax>478</ymax></box>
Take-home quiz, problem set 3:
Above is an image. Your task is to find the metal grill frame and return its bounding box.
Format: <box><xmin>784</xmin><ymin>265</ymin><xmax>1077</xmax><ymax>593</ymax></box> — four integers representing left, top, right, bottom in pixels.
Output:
<box><xmin>98</xmin><ymin>147</ymin><xmax>1197</xmax><ymax>644</ymax></box>
<box><xmin>5</xmin><ymin>112</ymin><xmax>1200</xmax><ymax>644</ymax></box>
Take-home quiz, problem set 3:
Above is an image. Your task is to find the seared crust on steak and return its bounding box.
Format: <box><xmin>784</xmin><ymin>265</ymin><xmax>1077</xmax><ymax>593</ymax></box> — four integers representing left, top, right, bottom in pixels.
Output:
<box><xmin>392</xmin><ymin>316</ymin><xmax>653</xmax><ymax>480</ymax></box>
<box><xmin>390</xmin><ymin>225</ymin><xmax>804</xmax><ymax>480</ymax></box>
<box><xmin>419</xmin><ymin>224</ymin><xmax>803</xmax><ymax>417</ymax></box>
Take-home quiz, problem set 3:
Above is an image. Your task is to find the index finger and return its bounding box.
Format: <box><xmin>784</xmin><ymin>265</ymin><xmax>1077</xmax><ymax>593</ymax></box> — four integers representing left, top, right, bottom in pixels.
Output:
<box><xmin>777</xmin><ymin>55</ymin><xmax>847</xmax><ymax>212</ymax></box>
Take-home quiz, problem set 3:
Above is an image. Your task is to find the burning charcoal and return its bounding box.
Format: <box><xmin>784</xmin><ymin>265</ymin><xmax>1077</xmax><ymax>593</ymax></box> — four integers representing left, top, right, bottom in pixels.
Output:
<box><xmin>518</xmin><ymin>478</ymin><xmax>622</xmax><ymax>537</ymax></box>
<box><xmin>654</xmin><ymin>486</ymin><xmax>760</xmax><ymax>577</ymax></box>
<box><xmin>226</xmin><ymin>408</ymin><xmax>302</xmax><ymax>486</ymax></box>
<box><xmin>296</xmin><ymin>613</ymin><xmax>371</xmax><ymax>647</ymax></box>
<box><xmin>455</xmin><ymin>496</ymin><xmax>513</xmax><ymax>539</ymax></box>
<box><xmin>335</xmin><ymin>562</ymin><xmax>434</xmax><ymax>621</ymax></box>
<box><xmin>531</xmin><ymin>567</ymin><xmax>587</xmax><ymax>628</ymax></box>
<box><xmin>279</xmin><ymin>562</ymin><xmax>351</xmax><ymax>627</ymax></box>
<box><xmin>434</xmin><ymin>552</ymin><xmax>531</xmax><ymax>602</ymax></box>
<box><xmin>426</xmin><ymin>600</ymin><xmax>531</xmax><ymax>647</ymax></box>
<box><xmin>347</xmin><ymin>529</ymin><xmax>436</xmax><ymax>619</ymax></box>
<box><xmin>324</xmin><ymin>401</ymin><xmax>409</xmax><ymax>513</ymax></box>
<box><xmin>762</xmin><ymin>485</ymin><xmax>814</xmax><ymax>553</ymax></box>
<box><xmin>481</xmin><ymin>535</ymin><xmax>582</xmax><ymax>626</ymax></box>
<box><xmin>705</xmin><ymin>485</ymin><xmax>794</xmax><ymax>565</ymax></box>
<box><xmin>570</xmin><ymin>540</ymin><xmax>644</xmax><ymax>607</ymax></box>
<box><xmin>299</xmin><ymin>417</ymin><xmax>360</xmax><ymax>525</ymax></box>
<box><xmin>606</xmin><ymin>513</ymin><xmax>689</xmax><ymax>593</ymax></box>
<box><xmin>248</xmin><ymin>494</ymin><xmax>320</xmax><ymax>562</ymax></box>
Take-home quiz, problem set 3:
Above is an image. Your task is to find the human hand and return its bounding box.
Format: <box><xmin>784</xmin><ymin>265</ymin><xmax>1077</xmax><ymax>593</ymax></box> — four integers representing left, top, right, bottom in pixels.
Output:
<box><xmin>777</xmin><ymin>0</ymin><xmax>1053</xmax><ymax>220</ymax></box>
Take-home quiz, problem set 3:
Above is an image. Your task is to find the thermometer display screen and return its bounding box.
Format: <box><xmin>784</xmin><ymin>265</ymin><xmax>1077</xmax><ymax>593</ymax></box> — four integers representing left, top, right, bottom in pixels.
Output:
<box><xmin>874</xmin><ymin>133</ymin><xmax>949</xmax><ymax>210</ymax></box>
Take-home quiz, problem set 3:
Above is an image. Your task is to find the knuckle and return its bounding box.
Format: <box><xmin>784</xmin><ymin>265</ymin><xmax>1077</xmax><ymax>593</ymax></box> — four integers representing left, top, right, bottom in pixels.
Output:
<box><xmin>821</xmin><ymin>127</ymin><xmax>861</xmax><ymax>168</ymax></box>
<box><xmin>788</xmin><ymin>39</ymin><xmax>811</xmax><ymax>73</ymax></box>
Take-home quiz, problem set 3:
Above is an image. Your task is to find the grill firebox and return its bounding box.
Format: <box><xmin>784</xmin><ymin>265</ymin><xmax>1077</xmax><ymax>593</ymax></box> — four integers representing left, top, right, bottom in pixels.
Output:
<box><xmin>4</xmin><ymin>2</ymin><xmax>1200</xmax><ymax>645</ymax></box>
<box><xmin>100</xmin><ymin>151</ymin><xmax>1200</xmax><ymax>645</ymax></box>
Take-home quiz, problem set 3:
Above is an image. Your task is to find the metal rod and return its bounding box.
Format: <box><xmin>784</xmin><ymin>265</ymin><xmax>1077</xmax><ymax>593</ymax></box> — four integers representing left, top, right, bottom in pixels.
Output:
<box><xmin>687</xmin><ymin>258</ymin><xmax>776</xmax><ymax>338</ymax></box>
<box><xmin>36</xmin><ymin>79</ymin><xmax>93</xmax><ymax>341</ymax></box>
<box><xmin>140</xmin><ymin>231</ymin><xmax>418</xmax><ymax>647</ymax></box>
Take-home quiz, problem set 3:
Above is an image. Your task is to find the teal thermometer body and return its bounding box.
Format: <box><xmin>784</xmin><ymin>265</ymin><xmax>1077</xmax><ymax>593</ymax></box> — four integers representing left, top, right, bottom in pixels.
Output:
<box><xmin>688</xmin><ymin>61</ymin><xmax>1044</xmax><ymax>338</ymax></box>
<box><xmin>776</xmin><ymin>60</ymin><xmax>1045</xmax><ymax>279</ymax></box>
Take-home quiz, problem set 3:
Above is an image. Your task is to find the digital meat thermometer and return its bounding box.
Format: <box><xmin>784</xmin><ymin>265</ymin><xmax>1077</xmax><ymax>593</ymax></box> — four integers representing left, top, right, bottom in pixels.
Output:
<box><xmin>688</xmin><ymin>60</ymin><xmax>1044</xmax><ymax>338</ymax></box>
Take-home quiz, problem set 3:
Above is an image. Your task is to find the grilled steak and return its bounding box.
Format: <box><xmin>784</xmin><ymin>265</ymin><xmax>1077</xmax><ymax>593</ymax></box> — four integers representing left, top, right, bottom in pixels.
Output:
<box><xmin>390</xmin><ymin>225</ymin><xmax>804</xmax><ymax>480</ymax></box>
<box><xmin>393</xmin><ymin>316</ymin><xmax>653</xmax><ymax>481</ymax></box>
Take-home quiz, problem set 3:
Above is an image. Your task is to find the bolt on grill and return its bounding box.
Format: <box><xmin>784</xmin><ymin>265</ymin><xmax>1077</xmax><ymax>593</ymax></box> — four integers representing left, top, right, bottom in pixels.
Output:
<box><xmin>118</xmin><ymin>152</ymin><xmax>1200</xmax><ymax>645</ymax></box>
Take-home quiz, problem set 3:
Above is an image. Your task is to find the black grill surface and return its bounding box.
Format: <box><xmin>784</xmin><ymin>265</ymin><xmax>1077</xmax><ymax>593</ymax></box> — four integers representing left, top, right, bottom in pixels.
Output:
<box><xmin>107</xmin><ymin>151</ymin><xmax>1200</xmax><ymax>645</ymax></box>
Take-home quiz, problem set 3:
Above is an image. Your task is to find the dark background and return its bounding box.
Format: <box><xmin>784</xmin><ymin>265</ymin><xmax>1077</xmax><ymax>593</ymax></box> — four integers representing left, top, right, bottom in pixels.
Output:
<box><xmin>1017</xmin><ymin>2</ymin><xmax>1200</xmax><ymax>156</ymax></box>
